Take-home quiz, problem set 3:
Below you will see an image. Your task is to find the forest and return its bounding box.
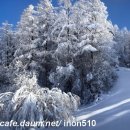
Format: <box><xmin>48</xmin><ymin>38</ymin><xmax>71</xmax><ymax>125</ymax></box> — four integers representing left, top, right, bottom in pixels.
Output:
<box><xmin>0</xmin><ymin>0</ymin><xmax>130</xmax><ymax>130</ymax></box>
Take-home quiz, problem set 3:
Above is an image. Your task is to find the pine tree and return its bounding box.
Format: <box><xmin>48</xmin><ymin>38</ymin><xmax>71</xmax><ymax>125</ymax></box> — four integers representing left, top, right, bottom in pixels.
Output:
<box><xmin>0</xmin><ymin>22</ymin><xmax>15</xmax><ymax>67</ymax></box>
<box><xmin>114</xmin><ymin>26</ymin><xmax>130</xmax><ymax>67</ymax></box>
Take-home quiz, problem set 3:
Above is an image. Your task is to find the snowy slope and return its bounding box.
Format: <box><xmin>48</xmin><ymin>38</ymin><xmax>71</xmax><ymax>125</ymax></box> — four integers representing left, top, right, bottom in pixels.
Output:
<box><xmin>46</xmin><ymin>67</ymin><xmax>130</xmax><ymax>130</ymax></box>
<box><xmin>0</xmin><ymin>67</ymin><xmax>130</xmax><ymax>130</ymax></box>
<box><xmin>75</xmin><ymin>67</ymin><xmax>130</xmax><ymax>130</ymax></box>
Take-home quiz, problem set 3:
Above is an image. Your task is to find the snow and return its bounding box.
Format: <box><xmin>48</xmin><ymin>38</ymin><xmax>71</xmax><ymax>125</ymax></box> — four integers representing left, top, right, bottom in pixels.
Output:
<box><xmin>78</xmin><ymin>39</ymin><xmax>90</xmax><ymax>48</ymax></box>
<box><xmin>88</xmin><ymin>23</ymin><xmax>101</xmax><ymax>30</ymax></box>
<box><xmin>0</xmin><ymin>78</ymin><xmax>80</xmax><ymax>129</ymax></box>
<box><xmin>86</xmin><ymin>73</ymin><xmax>93</xmax><ymax>82</ymax></box>
<box><xmin>0</xmin><ymin>67</ymin><xmax>129</xmax><ymax>129</ymax></box>
<box><xmin>56</xmin><ymin>64</ymin><xmax>74</xmax><ymax>76</ymax></box>
<box><xmin>34</xmin><ymin>67</ymin><xmax>130</xmax><ymax>130</ymax></box>
<box><xmin>82</xmin><ymin>44</ymin><xmax>97</xmax><ymax>53</ymax></box>
<box><xmin>75</xmin><ymin>67</ymin><xmax>130</xmax><ymax>130</ymax></box>
<box><xmin>59</xmin><ymin>0</ymin><xmax>72</xmax><ymax>8</ymax></box>
<box><xmin>81</xmin><ymin>34</ymin><xmax>89</xmax><ymax>40</ymax></box>
<box><xmin>49</xmin><ymin>63</ymin><xmax>75</xmax><ymax>86</ymax></box>
<box><xmin>28</xmin><ymin>5</ymin><xmax>34</xmax><ymax>11</ymax></box>
<box><xmin>0</xmin><ymin>0</ymin><xmax>129</xmax><ymax>129</ymax></box>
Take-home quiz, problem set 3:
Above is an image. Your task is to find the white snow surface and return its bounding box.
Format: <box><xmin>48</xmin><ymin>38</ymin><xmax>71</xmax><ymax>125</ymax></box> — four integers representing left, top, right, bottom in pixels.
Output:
<box><xmin>0</xmin><ymin>67</ymin><xmax>130</xmax><ymax>130</ymax></box>
<box><xmin>82</xmin><ymin>45</ymin><xmax>97</xmax><ymax>53</ymax></box>
<box><xmin>76</xmin><ymin>67</ymin><xmax>130</xmax><ymax>130</ymax></box>
<box><xmin>45</xmin><ymin>67</ymin><xmax>130</xmax><ymax>130</ymax></box>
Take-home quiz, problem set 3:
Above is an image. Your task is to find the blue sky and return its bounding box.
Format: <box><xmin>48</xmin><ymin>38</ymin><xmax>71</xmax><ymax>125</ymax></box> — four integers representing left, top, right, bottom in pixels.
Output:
<box><xmin>0</xmin><ymin>0</ymin><xmax>130</xmax><ymax>29</ymax></box>
<box><xmin>103</xmin><ymin>0</ymin><xmax>130</xmax><ymax>29</ymax></box>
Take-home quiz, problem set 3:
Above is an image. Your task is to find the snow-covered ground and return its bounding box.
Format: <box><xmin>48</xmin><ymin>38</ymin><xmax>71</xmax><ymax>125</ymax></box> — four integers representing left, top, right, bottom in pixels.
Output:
<box><xmin>47</xmin><ymin>67</ymin><xmax>130</xmax><ymax>130</ymax></box>
<box><xmin>75</xmin><ymin>67</ymin><xmax>130</xmax><ymax>130</ymax></box>
<box><xmin>0</xmin><ymin>67</ymin><xmax>130</xmax><ymax>130</ymax></box>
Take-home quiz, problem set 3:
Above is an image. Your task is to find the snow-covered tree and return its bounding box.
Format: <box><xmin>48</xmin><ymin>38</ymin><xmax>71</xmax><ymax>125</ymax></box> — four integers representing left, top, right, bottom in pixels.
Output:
<box><xmin>3</xmin><ymin>0</ymin><xmax>118</xmax><ymax>104</ymax></box>
<box><xmin>14</xmin><ymin>1</ymin><xmax>57</xmax><ymax>88</ymax></box>
<box><xmin>0</xmin><ymin>22</ymin><xmax>15</xmax><ymax>67</ymax></box>
<box><xmin>33</xmin><ymin>0</ymin><xmax>57</xmax><ymax>87</ymax></box>
<box><xmin>49</xmin><ymin>0</ymin><xmax>117</xmax><ymax>103</ymax></box>
<box><xmin>0</xmin><ymin>73</ymin><xmax>80</xmax><ymax>130</ymax></box>
<box><xmin>114</xmin><ymin>26</ymin><xmax>130</xmax><ymax>67</ymax></box>
<box><xmin>48</xmin><ymin>0</ymin><xmax>79</xmax><ymax>95</ymax></box>
<box><xmin>0</xmin><ymin>22</ymin><xmax>16</xmax><ymax>92</ymax></box>
<box><xmin>14</xmin><ymin>5</ymin><xmax>38</xmax><ymax>72</ymax></box>
<box><xmin>82</xmin><ymin>0</ymin><xmax>117</xmax><ymax>98</ymax></box>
